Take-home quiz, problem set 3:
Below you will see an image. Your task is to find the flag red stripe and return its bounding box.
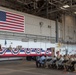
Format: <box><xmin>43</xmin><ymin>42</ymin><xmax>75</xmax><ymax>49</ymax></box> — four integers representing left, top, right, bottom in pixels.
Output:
<box><xmin>0</xmin><ymin>27</ymin><xmax>24</xmax><ymax>31</ymax></box>
<box><xmin>6</xmin><ymin>20</ymin><xmax>24</xmax><ymax>25</ymax></box>
<box><xmin>0</xmin><ymin>22</ymin><xmax>24</xmax><ymax>27</ymax></box>
<box><xmin>6</xmin><ymin>14</ymin><xmax>24</xmax><ymax>20</ymax></box>
<box><xmin>6</xmin><ymin>12</ymin><xmax>24</xmax><ymax>18</ymax></box>
<box><xmin>0</xmin><ymin>25</ymin><xmax>24</xmax><ymax>29</ymax></box>
<box><xmin>6</xmin><ymin>17</ymin><xmax>24</xmax><ymax>23</ymax></box>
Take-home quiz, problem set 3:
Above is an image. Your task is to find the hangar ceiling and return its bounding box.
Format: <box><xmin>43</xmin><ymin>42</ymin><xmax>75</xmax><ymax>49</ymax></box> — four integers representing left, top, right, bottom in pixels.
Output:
<box><xmin>0</xmin><ymin>0</ymin><xmax>76</xmax><ymax>21</ymax></box>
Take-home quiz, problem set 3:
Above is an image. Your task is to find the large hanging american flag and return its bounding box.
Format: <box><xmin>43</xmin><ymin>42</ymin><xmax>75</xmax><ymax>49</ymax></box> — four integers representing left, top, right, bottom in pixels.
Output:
<box><xmin>0</xmin><ymin>10</ymin><xmax>24</xmax><ymax>33</ymax></box>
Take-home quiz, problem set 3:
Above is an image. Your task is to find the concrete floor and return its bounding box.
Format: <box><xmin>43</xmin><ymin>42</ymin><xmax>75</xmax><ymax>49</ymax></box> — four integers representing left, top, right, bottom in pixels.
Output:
<box><xmin>0</xmin><ymin>60</ymin><xmax>75</xmax><ymax>75</ymax></box>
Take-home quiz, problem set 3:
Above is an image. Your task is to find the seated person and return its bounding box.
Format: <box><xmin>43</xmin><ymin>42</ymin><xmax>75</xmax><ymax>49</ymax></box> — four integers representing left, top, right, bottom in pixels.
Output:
<box><xmin>56</xmin><ymin>55</ymin><xmax>64</xmax><ymax>69</ymax></box>
<box><xmin>74</xmin><ymin>63</ymin><xmax>76</xmax><ymax>71</ymax></box>
<box><xmin>73</xmin><ymin>55</ymin><xmax>76</xmax><ymax>61</ymax></box>
<box><xmin>36</xmin><ymin>56</ymin><xmax>40</xmax><ymax>67</ymax></box>
<box><xmin>62</xmin><ymin>55</ymin><xmax>69</xmax><ymax>67</ymax></box>
<box><xmin>48</xmin><ymin>56</ymin><xmax>57</xmax><ymax>65</ymax></box>
<box><xmin>39</xmin><ymin>54</ymin><xmax>46</xmax><ymax>67</ymax></box>
<box><xmin>8</xmin><ymin>45</ymin><xmax>12</xmax><ymax>50</ymax></box>
<box><xmin>52</xmin><ymin>56</ymin><xmax>57</xmax><ymax>61</ymax></box>
<box><xmin>68</xmin><ymin>55</ymin><xmax>76</xmax><ymax>71</ymax></box>
<box><xmin>64</xmin><ymin>55</ymin><xmax>74</xmax><ymax>71</ymax></box>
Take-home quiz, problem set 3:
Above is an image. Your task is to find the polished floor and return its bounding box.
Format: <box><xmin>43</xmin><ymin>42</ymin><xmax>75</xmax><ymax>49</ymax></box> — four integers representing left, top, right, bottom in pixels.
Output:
<box><xmin>0</xmin><ymin>60</ymin><xmax>75</xmax><ymax>75</ymax></box>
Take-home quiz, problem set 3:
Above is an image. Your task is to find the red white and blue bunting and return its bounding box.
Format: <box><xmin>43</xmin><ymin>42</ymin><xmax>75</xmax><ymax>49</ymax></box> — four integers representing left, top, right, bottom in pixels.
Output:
<box><xmin>0</xmin><ymin>47</ymin><xmax>52</xmax><ymax>57</ymax></box>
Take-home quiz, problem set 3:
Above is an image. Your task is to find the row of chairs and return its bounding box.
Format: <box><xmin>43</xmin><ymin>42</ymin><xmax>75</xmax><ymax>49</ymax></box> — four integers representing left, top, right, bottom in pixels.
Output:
<box><xmin>39</xmin><ymin>58</ymin><xmax>76</xmax><ymax>72</ymax></box>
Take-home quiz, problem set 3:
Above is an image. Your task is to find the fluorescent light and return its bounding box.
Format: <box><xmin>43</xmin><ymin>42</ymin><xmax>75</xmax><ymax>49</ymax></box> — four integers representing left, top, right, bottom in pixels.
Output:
<box><xmin>63</xmin><ymin>5</ymin><xmax>70</xmax><ymax>8</ymax></box>
<box><xmin>74</xmin><ymin>12</ymin><xmax>76</xmax><ymax>14</ymax></box>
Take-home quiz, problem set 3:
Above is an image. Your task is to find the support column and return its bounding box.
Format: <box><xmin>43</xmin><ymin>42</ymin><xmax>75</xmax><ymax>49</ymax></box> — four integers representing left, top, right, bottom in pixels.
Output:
<box><xmin>55</xmin><ymin>17</ymin><xmax>59</xmax><ymax>43</ymax></box>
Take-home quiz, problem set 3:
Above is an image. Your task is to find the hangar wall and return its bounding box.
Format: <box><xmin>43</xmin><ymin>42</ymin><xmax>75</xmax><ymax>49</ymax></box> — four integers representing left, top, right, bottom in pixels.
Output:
<box><xmin>0</xmin><ymin>6</ymin><xmax>76</xmax><ymax>55</ymax></box>
<box><xmin>62</xmin><ymin>14</ymin><xmax>76</xmax><ymax>42</ymax></box>
<box><xmin>57</xmin><ymin>15</ymin><xmax>76</xmax><ymax>55</ymax></box>
<box><xmin>0</xmin><ymin>6</ymin><xmax>58</xmax><ymax>38</ymax></box>
<box><xmin>0</xmin><ymin>7</ymin><xmax>76</xmax><ymax>42</ymax></box>
<box><xmin>0</xmin><ymin>6</ymin><xmax>57</xmax><ymax>50</ymax></box>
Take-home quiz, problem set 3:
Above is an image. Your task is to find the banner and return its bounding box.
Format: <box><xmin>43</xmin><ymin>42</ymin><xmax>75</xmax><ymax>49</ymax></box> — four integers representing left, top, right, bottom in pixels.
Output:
<box><xmin>0</xmin><ymin>47</ymin><xmax>52</xmax><ymax>57</ymax></box>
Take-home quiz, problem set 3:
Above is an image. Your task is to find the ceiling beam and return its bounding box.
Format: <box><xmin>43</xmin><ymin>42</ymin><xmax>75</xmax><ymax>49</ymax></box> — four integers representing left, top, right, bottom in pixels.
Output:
<box><xmin>35</xmin><ymin>2</ymin><xmax>46</xmax><ymax>14</ymax></box>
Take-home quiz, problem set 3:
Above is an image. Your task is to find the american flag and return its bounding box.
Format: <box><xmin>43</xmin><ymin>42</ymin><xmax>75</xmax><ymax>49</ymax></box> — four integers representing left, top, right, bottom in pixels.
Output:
<box><xmin>0</xmin><ymin>10</ymin><xmax>24</xmax><ymax>32</ymax></box>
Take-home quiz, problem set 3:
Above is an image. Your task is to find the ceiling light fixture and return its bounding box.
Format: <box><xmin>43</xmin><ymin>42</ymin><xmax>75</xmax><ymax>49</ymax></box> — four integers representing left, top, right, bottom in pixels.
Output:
<box><xmin>60</xmin><ymin>7</ymin><xmax>65</xmax><ymax>10</ymax></box>
<box><xmin>74</xmin><ymin>12</ymin><xmax>76</xmax><ymax>14</ymax></box>
<box><xmin>63</xmin><ymin>5</ymin><xmax>70</xmax><ymax>8</ymax></box>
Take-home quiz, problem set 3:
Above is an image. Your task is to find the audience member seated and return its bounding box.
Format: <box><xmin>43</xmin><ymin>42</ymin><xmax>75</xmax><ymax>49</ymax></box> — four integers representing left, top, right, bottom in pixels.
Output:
<box><xmin>74</xmin><ymin>63</ymin><xmax>76</xmax><ymax>71</ymax></box>
<box><xmin>39</xmin><ymin>54</ymin><xmax>46</xmax><ymax>67</ymax></box>
<box><xmin>36</xmin><ymin>56</ymin><xmax>41</xmax><ymax>68</ymax></box>
<box><xmin>67</xmin><ymin>55</ymin><xmax>76</xmax><ymax>71</ymax></box>
<box><xmin>8</xmin><ymin>45</ymin><xmax>12</xmax><ymax>50</ymax></box>
<box><xmin>47</xmin><ymin>56</ymin><xmax>57</xmax><ymax>68</ymax></box>
<box><xmin>36</xmin><ymin>54</ymin><xmax>76</xmax><ymax>72</ymax></box>
<box><xmin>64</xmin><ymin>55</ymin><xmax>75</xmax><ymax>71</ymax></box>
<box><xmin>56</xmin><ymin>55</ymin><xmax>64</xmax><ymax>69</ymax></box>
<box><xmin>59</xmin><ymin>55</ymin><xmax>69</xmax><ymax>69</ymax></box>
